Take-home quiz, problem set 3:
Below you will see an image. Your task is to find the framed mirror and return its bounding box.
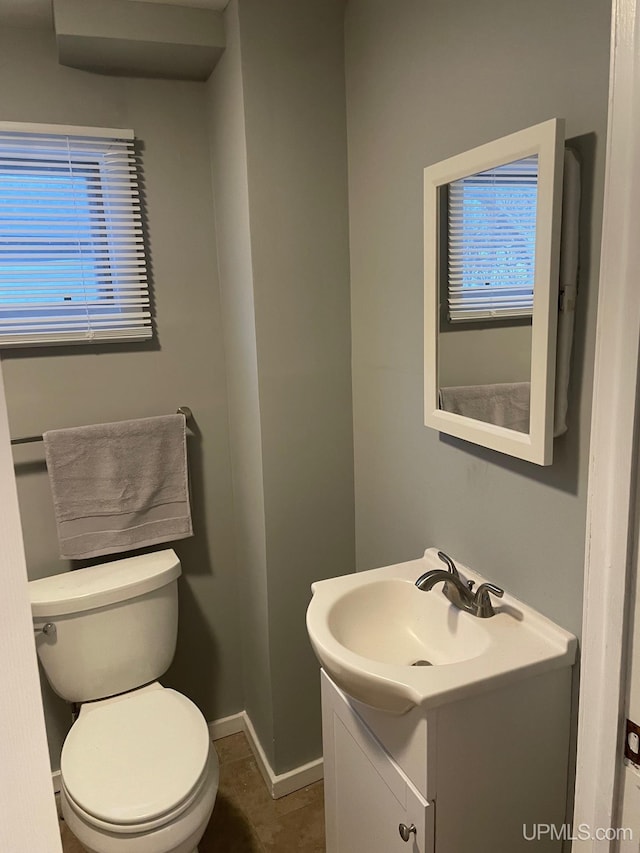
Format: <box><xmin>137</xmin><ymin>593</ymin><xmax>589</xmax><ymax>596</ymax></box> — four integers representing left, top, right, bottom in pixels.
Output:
<box><xmin>424</xmin><ymin>119</ymin><xmax>565</xmax><ymax>465</ymax></box>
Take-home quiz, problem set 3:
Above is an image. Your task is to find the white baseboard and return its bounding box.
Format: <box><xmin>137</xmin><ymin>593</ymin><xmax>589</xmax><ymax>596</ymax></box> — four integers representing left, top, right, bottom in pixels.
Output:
<box><xmin>269</xmin><ymin>753</ymin><xmax>324</xmax><ymax>799</ymax></box>
<box><xmin>51</xmin><ymin>708</ymin><xmax>323</xmax><ymax>802</ymax></box>
<box><xmin>211</xmin><ymin>710</ymin><xmax>324</xmax><ymax>799</ymax></box>
<box><xmin>207</xmin><ymin>711</ymin><xmax>245</xmax><ymax>741</ymax></box>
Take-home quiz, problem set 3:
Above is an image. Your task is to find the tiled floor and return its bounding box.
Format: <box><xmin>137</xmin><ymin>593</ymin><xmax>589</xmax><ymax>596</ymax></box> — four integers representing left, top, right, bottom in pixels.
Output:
<box><xmin>59</xmin><ymin>732</ymin><xmax>325</xmax><ymax>853</ymax></box>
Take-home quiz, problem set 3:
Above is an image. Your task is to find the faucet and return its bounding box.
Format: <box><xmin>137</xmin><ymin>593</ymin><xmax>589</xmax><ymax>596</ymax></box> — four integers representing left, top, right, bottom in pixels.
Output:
<box><xmin>415</xmin><ymin>551</ymin><xmax>504</xmax><ymax>618</ymax></box>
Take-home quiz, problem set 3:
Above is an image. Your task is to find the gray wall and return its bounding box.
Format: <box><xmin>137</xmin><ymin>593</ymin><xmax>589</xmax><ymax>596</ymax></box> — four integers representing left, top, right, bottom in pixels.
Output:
<box><xmin>0</xmin><ymin>27</ymin><xmax>242</xmax><ymax>770</ymax></box>
<box><xmin>208</xmin><ymin>0</ymin><xmax>355</xmax><ymax>774</ymax></box>
<box><xmin>345</xmin><ymin>0</ymin><xmax>610</xmax><ymax>638</ymax></box>
<box><xmin>206</xmin><ymin>0</ymin><xmax>275</xmax><ymax>765</ymax></box>
<box><xmin>239</xmin><ymin>0</ymin><xmax>354</xmax><ymax>775</ymax></box>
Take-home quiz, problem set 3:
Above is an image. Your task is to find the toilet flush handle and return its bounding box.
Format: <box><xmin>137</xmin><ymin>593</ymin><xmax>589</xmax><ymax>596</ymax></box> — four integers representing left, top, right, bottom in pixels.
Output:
<box><xmin>34</xmin><ymin>622</ymin><xmax>56</xmax><ymax>637</ymax></box>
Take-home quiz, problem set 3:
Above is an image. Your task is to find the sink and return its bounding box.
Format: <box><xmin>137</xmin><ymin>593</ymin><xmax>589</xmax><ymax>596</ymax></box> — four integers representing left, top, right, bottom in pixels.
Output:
<box><xmin>327</xmin><ymin>578</ymin><xmax>491</xmax><ymax>666</ymax></box>
<box><xmin>306</xmin><ymin>548</ymin><xmax>577</xmax><ymax>713</ymax></box>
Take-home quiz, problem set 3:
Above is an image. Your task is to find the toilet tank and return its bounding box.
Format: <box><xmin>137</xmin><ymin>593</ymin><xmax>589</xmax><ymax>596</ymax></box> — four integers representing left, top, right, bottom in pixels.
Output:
<box><xmin>29</xmin><ymin>550</ymin><xmax>181</xmax><ymax>703</ymax></box>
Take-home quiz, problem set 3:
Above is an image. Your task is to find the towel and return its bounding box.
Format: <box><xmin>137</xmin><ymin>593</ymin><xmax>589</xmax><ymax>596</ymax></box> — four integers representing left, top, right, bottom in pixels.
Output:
<box><xmin>43</xmin><ymin>415</ymin><xmax>193</xmax><ymax>560</ymax></box>
<box><xmin>439</xmin><ymin>382</ymin><xmax>530</xmax><ymax>433</ymax></box>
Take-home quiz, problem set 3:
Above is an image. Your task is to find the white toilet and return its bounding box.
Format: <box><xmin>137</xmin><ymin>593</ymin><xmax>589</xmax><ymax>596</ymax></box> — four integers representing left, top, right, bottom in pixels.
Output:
<box><xmin>29</xmin><ymin>549</ymin><xmax>218</xmax><ymax>853</ymax></box>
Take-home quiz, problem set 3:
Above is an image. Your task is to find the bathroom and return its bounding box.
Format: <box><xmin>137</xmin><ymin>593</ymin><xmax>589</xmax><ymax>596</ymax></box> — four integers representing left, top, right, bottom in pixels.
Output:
<box><xmin>1</xmin><ymin>0</ymin><xmax>632</xmax><ymax>851</ymax></box>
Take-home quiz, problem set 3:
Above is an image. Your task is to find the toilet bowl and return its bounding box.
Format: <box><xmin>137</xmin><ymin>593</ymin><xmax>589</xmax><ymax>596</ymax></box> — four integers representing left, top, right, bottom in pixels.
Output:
<box><xmin>29</xmin><ymin>550</ymin><xmax>218</xmax><ymax>853</ymax></box>
<box><xmin>59</xmin><ymin>683</ymin><xmax>218</xmax><ymax>853</ymax></box>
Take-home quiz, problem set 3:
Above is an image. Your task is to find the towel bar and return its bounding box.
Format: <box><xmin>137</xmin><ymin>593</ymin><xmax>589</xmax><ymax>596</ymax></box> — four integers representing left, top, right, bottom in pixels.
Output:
<box><xmin>10</xmin><ymin>407</ymin><xmax>193</xmax><ymax>446</ymax></box>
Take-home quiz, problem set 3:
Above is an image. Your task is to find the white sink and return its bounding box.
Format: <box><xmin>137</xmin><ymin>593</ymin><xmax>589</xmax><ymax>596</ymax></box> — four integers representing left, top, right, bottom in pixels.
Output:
<box><xmin>306</xmin><ymin>548</ymin><xmax>577</xmax><ymax>713</ymax></box>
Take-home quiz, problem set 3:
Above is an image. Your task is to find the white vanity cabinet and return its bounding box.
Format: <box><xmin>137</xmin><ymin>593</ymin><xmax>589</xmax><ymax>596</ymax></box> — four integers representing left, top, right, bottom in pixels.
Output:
<box><xmin>321</xmin><ymin>667</ymin><xmax>572</xmax><ymax>853</ymax></box>
<box><xmin>322</xmin><ymin>671</ymin><xmax>434</xmax><ymax>853</ymax></box>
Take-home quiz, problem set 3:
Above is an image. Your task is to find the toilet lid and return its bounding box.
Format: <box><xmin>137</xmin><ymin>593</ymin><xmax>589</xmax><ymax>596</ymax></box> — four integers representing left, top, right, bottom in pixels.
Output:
<box><xmin>61</xmin><ymin>688</ymin><xmax>210</xmax><ymax>826</ymax></box>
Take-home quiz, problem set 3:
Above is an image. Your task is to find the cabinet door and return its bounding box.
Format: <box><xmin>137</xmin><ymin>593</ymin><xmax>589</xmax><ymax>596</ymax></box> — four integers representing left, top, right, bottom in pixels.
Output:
<box><xmin>322</xmin><ymin>672</ymin><xmax>434</xmax><ymax>853</ymax></box>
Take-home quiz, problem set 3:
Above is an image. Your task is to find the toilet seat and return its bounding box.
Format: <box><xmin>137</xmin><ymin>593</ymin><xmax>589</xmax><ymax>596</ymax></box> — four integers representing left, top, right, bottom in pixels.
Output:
<box><xmin>61</xmin><ymin>686</ymin><xmax>212</xmax><ymax>832</ymax></box>
<box><xmin>61</xmin><ymin>754</ymin><xmax>214</xmax><ymax>836</ymax></box>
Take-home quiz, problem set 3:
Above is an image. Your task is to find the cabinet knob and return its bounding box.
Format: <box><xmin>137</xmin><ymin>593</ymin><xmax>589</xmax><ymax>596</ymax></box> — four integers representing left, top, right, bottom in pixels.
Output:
<box><xmin>398</xmin><ymin>823</ymin><xmax>417</xmax><ymax>842</ymax></box>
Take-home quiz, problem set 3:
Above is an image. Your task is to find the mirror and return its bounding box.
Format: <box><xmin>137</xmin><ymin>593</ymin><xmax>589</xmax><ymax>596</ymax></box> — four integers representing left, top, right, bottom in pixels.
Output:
<box><xmin>424</xmin><ymin>119</ymin><xmax>565</xmax><ymax>465</ymax></box>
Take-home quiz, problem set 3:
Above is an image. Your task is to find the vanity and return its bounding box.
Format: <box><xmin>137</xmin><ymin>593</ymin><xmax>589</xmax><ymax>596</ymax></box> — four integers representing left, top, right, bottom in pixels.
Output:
<box><xmin>306</xmin><ymin>549</ymin><xmax>577</xmax><ymax>853</ymax></box>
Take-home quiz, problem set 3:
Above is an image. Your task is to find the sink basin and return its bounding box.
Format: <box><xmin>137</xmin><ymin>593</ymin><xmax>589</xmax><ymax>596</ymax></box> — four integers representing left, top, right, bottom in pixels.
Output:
<box><xmin>306</xmin><ymin>548</ymin><xmax>577</xmax><ymax>713</ymax></box>
<box><xmin>328</xmin><ymin>578</ymin><xmax>491</xmax><ymax>666</ymax></box>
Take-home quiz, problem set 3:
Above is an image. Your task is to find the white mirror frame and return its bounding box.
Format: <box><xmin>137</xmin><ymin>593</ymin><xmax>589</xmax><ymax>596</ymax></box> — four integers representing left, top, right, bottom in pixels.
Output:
<box><xmin>424</xmin><ymin>118</ymin><xmax>565</xmax><ymax>465</ymax></box>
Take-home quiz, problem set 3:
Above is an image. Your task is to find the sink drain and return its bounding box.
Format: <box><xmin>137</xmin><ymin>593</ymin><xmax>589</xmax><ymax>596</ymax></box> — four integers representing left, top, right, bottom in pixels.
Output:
<box><xmin>411</xmin><ymin>659</ymin><xmax>433</xmax><ymax>667</ymax></box>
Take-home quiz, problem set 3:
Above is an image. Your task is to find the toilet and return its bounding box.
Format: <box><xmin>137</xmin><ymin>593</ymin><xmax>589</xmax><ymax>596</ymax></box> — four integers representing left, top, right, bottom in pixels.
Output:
<box><xmin>29</xmin><ymin>549</ymin><xmax>218</xmax><ymax>853</ymax></box>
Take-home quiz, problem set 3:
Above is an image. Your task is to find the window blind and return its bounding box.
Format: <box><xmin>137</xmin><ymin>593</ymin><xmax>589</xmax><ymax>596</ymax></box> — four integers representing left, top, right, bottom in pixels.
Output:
<box><xmin>0</xmin><ymin>124</ymin><xmax>150</xmax><ymax>347</ymax></box>
<box><xmin>447</xmin><ymin>155</ymin><xmax>538</xmax><ymax>323</ymax></box>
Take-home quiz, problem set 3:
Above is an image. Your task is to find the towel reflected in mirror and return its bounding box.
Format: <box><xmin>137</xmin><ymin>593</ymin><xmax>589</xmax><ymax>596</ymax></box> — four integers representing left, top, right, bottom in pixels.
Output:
<box><xmin>439</xmin><ymin>382</ymin><xmax>530</xmax><ymax>434</ymax></box>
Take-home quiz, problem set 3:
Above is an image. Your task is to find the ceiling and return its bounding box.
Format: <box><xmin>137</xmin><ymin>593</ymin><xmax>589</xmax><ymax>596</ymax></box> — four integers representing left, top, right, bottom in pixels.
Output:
<box><xmin>0</xmin><ymin>0</ymin><xmax>229</xmax><ymax>30</ymax></box>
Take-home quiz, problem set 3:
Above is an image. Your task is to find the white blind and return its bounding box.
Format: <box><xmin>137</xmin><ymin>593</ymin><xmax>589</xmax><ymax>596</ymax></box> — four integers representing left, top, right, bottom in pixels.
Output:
<box><xmin>0</xmin><ymin>125</ymin><xmax>150</xmax><ymax>347</ymax></box>
<box><xmin>447</xmin><ymin>155</ymin><xmax>538</xmax><ymax>322</ymax></box>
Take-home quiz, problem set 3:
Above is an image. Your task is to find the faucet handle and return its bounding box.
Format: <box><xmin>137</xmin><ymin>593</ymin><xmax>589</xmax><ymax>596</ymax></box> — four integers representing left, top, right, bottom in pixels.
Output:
<box><xmin>473</xmin><ymin>582</ymin><xmax>504</xmax><ymax>618</ymax></box>
<box><xmin>437</xmin><ymin>551</ymin><xmax>460</xmax><ymax>579</ymax></box>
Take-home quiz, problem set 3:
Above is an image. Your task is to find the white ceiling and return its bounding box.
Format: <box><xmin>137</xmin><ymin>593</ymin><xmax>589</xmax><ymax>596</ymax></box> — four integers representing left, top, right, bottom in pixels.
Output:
<box><xmin>0</xmin><ymin>0</ymin><xmax>229</xmax><ymax>30</ymax></box>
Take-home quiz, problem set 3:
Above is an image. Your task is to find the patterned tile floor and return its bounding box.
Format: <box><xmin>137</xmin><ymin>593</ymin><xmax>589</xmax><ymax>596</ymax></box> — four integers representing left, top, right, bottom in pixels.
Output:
<box><xmin>59</xmin><ymin>732</ymin><xmax>325</xmax><ymax>853</ymax></box>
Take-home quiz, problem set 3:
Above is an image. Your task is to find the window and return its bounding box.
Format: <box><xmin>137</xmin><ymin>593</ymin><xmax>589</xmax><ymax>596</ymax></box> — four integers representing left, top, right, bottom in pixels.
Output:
<box><xmin>447</xmin><ymin>156</ymin><xmax>538</xmax><ymax>322</ymax></box>
<box><xmin>0</xmin><ymin>122</ymin><xmax>150</xmax><ymax>347</ymax></box>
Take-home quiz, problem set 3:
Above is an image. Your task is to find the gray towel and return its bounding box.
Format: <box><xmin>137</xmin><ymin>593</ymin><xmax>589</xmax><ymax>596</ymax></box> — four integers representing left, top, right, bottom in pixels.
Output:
<box><xmin>439</xmin><ymin>382</ymin><xmax>530</xmax><ymax>433</ymax></box>
<box><xmin>43</xmin><ymin>415</ymin><xmax>193</xmax><ymax>560</ymax></box>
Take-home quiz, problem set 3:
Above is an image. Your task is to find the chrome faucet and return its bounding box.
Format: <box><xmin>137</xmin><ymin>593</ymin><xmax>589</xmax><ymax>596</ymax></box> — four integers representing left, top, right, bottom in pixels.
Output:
<box><xmin>415</xmin><ymin>551</ymin><xmax>504</xmax><ymax>618</ymax></box>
